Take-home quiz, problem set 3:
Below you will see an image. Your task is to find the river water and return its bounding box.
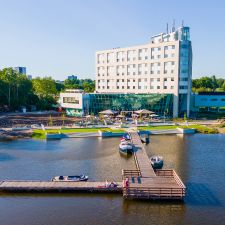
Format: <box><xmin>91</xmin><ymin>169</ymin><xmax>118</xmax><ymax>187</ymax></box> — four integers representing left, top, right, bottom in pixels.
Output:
<box><xmin>0</xmin><ymin>134</ymin><xmax>225</xmax><ymax>225</ymax></box>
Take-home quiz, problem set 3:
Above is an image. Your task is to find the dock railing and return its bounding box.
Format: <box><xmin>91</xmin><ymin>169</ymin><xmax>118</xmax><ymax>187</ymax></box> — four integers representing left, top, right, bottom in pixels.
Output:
<box><xmin>123</xmin><ymin>186</ymin><xmax>185</xmax><ymax>199</ymax></box>
<box><xmin>122</xmin><ymin>169</ymin><xmax>141</xmax><ymax>179</ymax></box>
<box><xmin>155</xmin><ymin>169</ymin><xmax>186</xmax><ymax>188</ymax></box>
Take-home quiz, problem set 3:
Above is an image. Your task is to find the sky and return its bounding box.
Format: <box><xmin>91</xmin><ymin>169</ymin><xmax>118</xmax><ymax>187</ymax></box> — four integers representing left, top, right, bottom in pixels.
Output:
<box><xmin>0</xmin><ymin>0</ymin><xmax>225</xmax><ymax>80</ymax></box>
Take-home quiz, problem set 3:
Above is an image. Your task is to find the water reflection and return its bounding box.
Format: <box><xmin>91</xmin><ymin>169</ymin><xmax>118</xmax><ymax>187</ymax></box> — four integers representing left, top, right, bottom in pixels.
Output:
<box><xmin>0</xmin><ymin>134</ymin><xmax>225</xmax><ymax>225</ymax></box>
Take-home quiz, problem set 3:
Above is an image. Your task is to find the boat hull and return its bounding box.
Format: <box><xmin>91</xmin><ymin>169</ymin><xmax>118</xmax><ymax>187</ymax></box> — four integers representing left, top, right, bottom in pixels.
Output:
<box><xmin>151</xmin><ymin>161</ymin><xmax>163</xmax><ymax>169</ymax></box>
<box><xmin>119</xmin><ymin>147</ymin><xmax>133</xmax><ymax>154</ymax></box>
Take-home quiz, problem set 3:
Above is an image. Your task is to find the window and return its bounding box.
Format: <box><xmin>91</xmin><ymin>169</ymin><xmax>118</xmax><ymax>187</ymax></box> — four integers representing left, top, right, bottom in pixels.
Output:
<box><xmin>171</xmin><ymin>77</ymin><xmax>174</xmax><ymax>81</ymax></box>
<box><xmin>164</xmin><ymin>54</ymin><xmax>168</xmax><ymax>58</ymax></box>
<box><xmin>145</xmin><ymin>56</ymin><xmax>148</xmax><ymax>60</ymax></box>
<box><xmin>157</xmin><ymin>71</ymin><xmax>160</xmax><ymax>74</ymax></box>
<box><xmin>63</xmin><ymin>97</ymin><xmax>79</xmax><ymax>104</ymax></box>
<box><xmin>150</xmin><ymin>78</ymin><xmax>154</xmax><ymax>82</ymax></box>
<box><xmin>211</xmin><ymin>98</ymin><xmax>218</xmax><ymax>101</ymax></box>
<box><xmin>180</xmin><ymin>85</ymin><xmax>188</xmax><ymax>89</ymax></box>
<box><xmin>164</xmin><ymin>70</ymin><xmax>167</xmax><ymax>74</ymax></box>
<box><xmin>133</xmin><ymin>79</ymin><xmax>135</xmax><ymax>82</ymax></box>
<box><xmin>157</xmin><ymin>63</ymin><xmax>160</xmax><ymax>66</ymax></box>
<box><xmin>164</xmin><ymin>46</ymin><xmax>168</xmax><ymax>50</ymax></box>
<box><xmin>221</xmin><ymin>99</ymin><xmax>225</xmax><ymax>101</ymax></box>
<box><xmin>164</xmin><ymin>86</ymin><xmax>167</xmax><ymax>89</ymax></box>
<box><xmin>172</xmin><ymin>45</ymin><xmax>175</xmax><ymax>49</ymax></box>
<box><xmin>158</xmin><ymin>47</ymin><xmax>161</xmax><ymax>51</ymax></box>
<box><xmin>122</xmin><ymin>79</ymin><xmax>124</xmax><ymax>82</ymax></box>
<box><xmin>117</xmin><ymin>86</ymin><xmax>119</xmax><ymax>89</ymax></box>
<box><xmin>157</xmin><ymin>78</ymin><xmax>160</xmax><ymax>82</ymax></box>
<box><xmin>164</xmin><ymin>78</ymin><xmax>167</xmax><ymax>81</ymax></box>
<box><xmin>150</xmin><ymin>86</ymin><xmax>154</xmax><ymax>89</ymax></box>
<box><xmin>133</xmin><ymin>72</ymin><xmax>135</xmax><ymax>75</ymax></box>
<box><xmin>144</xmin><ymin>78</ymin><xmax>147</xmax><ymax>82</ymax></box>
<box><xmin>171</xmin><ymin>86</ymin><xmax>174</xmax><ymax>89</ymax></box>
<box><xmin>133</xmin><ymin>86</ymin><xmax>135</xmax><ymax>89</ymax></box>
<box><xmin>127</xmin><ymin>86</ymin><xmax>130</xmax><ymax>89</ymax></box>
<box><xmin>122</xmin><ymin>86</ymin><xmax>124</xmax><ymax>89</ymax></box>
<box><xmin>157</xmin><ymin>86</ymin><xmax>160</xmax><ymax>89</ymax></box>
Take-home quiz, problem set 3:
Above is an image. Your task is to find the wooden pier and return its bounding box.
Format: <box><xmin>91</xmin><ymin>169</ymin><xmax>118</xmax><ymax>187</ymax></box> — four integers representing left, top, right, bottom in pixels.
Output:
<box><xmin>122</xmin><ymin>132</ymin><xmax>186</xmax><ymax>200</ymax></box>
<box><xmin>0</xmin><ymin>181</ymin><xmax>122</xmax><ymax>193</ymax></box>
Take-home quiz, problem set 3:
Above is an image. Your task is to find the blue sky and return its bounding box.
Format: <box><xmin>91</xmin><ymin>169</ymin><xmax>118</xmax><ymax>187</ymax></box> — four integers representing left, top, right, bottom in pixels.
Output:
<box><xmin>0</xmin><ymin>0</ymin><xmax>225</xmax><ymax>80</ymax></box>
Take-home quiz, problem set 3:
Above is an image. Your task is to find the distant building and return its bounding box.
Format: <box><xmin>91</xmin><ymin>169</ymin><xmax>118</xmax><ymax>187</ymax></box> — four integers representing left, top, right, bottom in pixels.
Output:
<box><xmin>14</xmin><ymin>67</ymin><xmax>26</xmax><ymax>75</ymax></box>
<box><xmin>27</xmin><ymin>75</ymin><xmax>32</xmax><ymax>80</ymax></box>
<box><xmin>68</xmin><ymin>75</ymin><xmax>77</xmax><ymax>80</ymax></box>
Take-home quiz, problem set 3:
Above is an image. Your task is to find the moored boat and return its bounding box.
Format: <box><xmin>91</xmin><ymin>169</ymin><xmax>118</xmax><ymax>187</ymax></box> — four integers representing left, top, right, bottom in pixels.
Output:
<box><xmin>52</xmin><ymin>175</ymin><xmax>88</xmax><ymax>182</ymax></box>
<box><xmin>119</xmin><ymin>141</ymin><xmax>133</xmax><ymax>154</ymax></box>
<box><xmin>150</xmin><ymin>155</ymin><xmax>163</xmax><ymax>169</ymax></box>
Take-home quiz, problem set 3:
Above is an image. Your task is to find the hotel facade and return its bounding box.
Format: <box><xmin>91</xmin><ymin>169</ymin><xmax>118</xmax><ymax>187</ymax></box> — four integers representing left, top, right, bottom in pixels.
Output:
<box><xmin>95</xmin><ymin>26</ymin><xmax>192</xmax><ymax>117</ymax></box>
<box><xmin>60</xmin><ymin>26</ymin><xmax>192</xmax><ymax>118</ymax></box>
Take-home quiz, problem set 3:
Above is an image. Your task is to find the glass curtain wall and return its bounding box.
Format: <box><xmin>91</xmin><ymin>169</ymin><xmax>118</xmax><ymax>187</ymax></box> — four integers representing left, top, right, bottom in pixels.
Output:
<box><xmin>85</xmin><ymin>94</ymin><xmax>173</xmax><ymax>116</ymax></box>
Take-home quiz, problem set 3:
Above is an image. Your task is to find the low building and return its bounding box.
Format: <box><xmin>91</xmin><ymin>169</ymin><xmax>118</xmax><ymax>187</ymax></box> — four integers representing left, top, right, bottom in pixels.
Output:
<box><xmin>59</xmin><ymin>89</ymin><xmax>85</xmax><ymax>116</ymax></box>
<box><xmin>60</xmin><ymin>89</ymin><xmax>173</xmax><ymax>117</ymax></box>
<box><xmin>192</xmin><ymin>92</ymin><xmax>225</xmax><ymax>112</ymax></box>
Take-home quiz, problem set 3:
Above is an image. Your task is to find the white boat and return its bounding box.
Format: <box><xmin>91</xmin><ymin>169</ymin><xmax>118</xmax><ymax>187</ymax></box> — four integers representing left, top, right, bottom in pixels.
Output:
<box><xmin>52</xmin><ymin>175</ymin><xmax>88</xmax><ymax>182</ymax></box>
<box><xmin>119</xmin><ymin>141</ymin><xmax>133</xmax><ymax>154</ymax></box>
<box><xmin>150</xmin><ymin>155</ymin><xmax>164</xmax><ymax>169</ymax></box>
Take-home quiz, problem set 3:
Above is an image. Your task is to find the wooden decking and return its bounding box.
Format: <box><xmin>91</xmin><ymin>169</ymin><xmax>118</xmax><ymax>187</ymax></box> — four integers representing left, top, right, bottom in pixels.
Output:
<box><xmin>0</xmin><ymin>181</ymin><xmax>122</xmax><ymax>193</ymax></box>
<box><xmin>121</xmin><ymin>132</ymin><xmax>186</xmax><ymax>200</ymax></box>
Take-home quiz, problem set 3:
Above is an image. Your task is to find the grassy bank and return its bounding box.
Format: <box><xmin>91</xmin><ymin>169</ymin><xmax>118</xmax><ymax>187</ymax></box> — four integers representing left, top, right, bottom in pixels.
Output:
<box><xmin>139</xmin><ymin>124</ymin><xmax>218</xmax><ymax>134</ymax></box>
<box><xmin>138</xmin><ymin>125</ymin><xmax>177</xmax><ymax>130</ymax></box>
<box><xmin>179</xmin><ymin>125</ymin><xmax>218</xmax><ymax>134</ymax></box>
<box><xmin>32</xmin><ymin>127</ymin><xmax>125</xmax><ymax>139</ymax></box>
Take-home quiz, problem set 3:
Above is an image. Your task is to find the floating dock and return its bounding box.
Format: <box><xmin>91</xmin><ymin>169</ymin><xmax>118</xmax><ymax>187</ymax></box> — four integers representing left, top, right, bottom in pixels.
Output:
<box><xmin>0</xmin><ymin>181</ymin><xmax>122</xmax><ymax>193</ymax></box>
<box><xmin>122</xmin><ymin>132</ymin><xmax>186</xmax><ymax>200</ymax></box>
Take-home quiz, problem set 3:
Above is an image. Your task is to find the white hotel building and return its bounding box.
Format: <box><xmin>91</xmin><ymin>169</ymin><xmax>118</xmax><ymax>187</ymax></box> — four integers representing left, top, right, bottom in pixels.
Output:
<box><xmin>95</xmin><ymin>26</ymin><xmax>192</xmax><ymax>117</ymax></box>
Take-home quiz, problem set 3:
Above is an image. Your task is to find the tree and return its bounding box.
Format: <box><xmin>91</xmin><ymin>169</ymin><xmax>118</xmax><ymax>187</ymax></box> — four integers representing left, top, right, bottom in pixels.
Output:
<box><xmin>32</xmin><ymin>77</ymin><xmax>57</xmax><ymax>110</ymax></box>
<box><xmin>0</xmin><ymin>67</ymin><xmax>33</xmax><ymax>109</ymax></box>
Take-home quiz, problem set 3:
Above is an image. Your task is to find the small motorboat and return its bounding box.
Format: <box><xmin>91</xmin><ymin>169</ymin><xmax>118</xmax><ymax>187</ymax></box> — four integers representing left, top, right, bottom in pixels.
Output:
<box><xmin>52</xmin><ymin>175</ymin><xmax>88</xmax><ymax>182</ymax></box>
<box><xmin>121</xmin><ymin>133</ymin><xmax>131</xmax><ymax>140</ymax></box>
<box><xmin>119</xmin><ymin>141</ymin><xmax>133</xmax><ymax>154</ymax></box>
<box><xmin>150</xmin><ymin>155</ymin><xmax>163</xmax><ymax>169</ymax></box>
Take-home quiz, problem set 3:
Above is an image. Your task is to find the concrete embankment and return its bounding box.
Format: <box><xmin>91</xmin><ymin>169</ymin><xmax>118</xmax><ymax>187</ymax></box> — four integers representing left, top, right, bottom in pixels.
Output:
<box><xmin>0</xmin><ymin>129</ymin><xmax>32</xmax><ymax>140</ymax></box>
